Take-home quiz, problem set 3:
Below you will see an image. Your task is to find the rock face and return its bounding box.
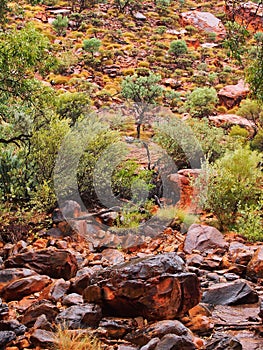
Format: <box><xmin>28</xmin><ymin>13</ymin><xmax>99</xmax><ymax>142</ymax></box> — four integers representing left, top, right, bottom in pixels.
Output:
<box><xmin>181</xmin><ymin>11</ymin><xmax>226</xmax><ymax>39</ymax></box>
<box><xmin>208</xmin><ymin>114</ymin><xmax>256</xmax><ymax>135</ymax></box>
<box><xmin>184</xmin><ymin>224</ymin><xmax>228</xmax><ymax>255</ymax></box>
<box><xmin>247</xmin><ymin>247</ymin><xmax>263</xmax><ymax>279</ymax></box>
<box><xmin>218</xmin><ymin>80</ymin><xmax>249</xmax><ymax>108</ymax></box>
<box><xmin>168</xmin><ymin>169</ymin><xmax>201</xmax><ymax>211</ymax></box>
<box><xmin>202</xmin><ymin>279</ymin><xmax>258</xmax><ymax>305</ymax></box>
<box><xmin>83</xmin><ymin>253</ymin><xmax>201</xmax><ymax>320</ymax></box>
<box><xmin>1</xmin><ymin>275</ymin><xmax>51</xmax><ymax>301</ymax></box>
<box><xmin>4</xmin><ymin>248</ymin><xmax>78</xmax><ymax>280</ymax></box>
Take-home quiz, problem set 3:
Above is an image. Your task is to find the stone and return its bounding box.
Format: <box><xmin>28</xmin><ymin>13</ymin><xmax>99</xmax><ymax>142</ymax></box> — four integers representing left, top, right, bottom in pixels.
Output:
<box><xmin>222</xmin><ymin>242</ymin><xmax>253</xmax><ymax>273</ymax></box>
<box><xmin>30</xmin><ymin>329</ymin><xmax>56</xmax><ymax>348</ymax></box>
<box><xmin>259</xmin><ymin>299</ymin><xmax>263</xmax><ymax>322</ymax></box>
<box><xmin>247</xmin><ymin>247</ymin><xmax>263</xmax><ymax>279</ymax></box>
<box><xmin>181</xmin><ymin>11</ymin><xmax>226</xmax><ymax>39</ymax></box>
<box><xmin>70</xmin><ymin>268</ymin><xmax>95</xmax><ymax>294</ymax></box>
<box><xmin>0</xmin><ymin>299</ymin><xmax>8</xmax><ymax>320</ymax></box>
<box><xmin>184</xmin><ymin>224</ymin><xmax>228</xmax><ymax>255</ymax></box>
<box><xmin>140</xmin><ymin>338</ymin><xmax>160</xmax><ymax>350</ymax></box>
<box><xmin>0</xmin><ymin>268</ymin><xmax>37</xmax><ymax>290</ymax></box>
<box><xmin>22</xmin><ymin>300</ymin><xmax>59</xmax><ymax>327</ymax></box>
<box><xmin>208</xmin><ymin>114</ymin><xmax>255</xmax><ymax>135</ymax></box>
<box><xmin>55</xmin><ymin>304</ymin><xmax>102</xmax><ymax>329</ymax></box>
<box><xmin>4</xmin><ymin>248</ymin><xmax>78</xmax><ymax>280</ymax></box>
<box><xmin>205</xmin><ymin>333</ymin><xmax>242</xmax><ymax>350</ymax></box>
<box><xmin>83</xmin><ymin>253</ymin><xmax>201</xmax><ymax>320</ymax></box>
<box><xmin>134</xmin><ymin>12</ymin><xmax>147</xmax><ymax>20</ymax></box>
<box><xmin>125</xmin><ymin>320</ymin><xmax>194</xmax><ymax>346</ymax></box>
<box><xmin>0</xmin><ymin>321</ymin><xmax>26</xmax><ymax>335</ymax></box>
<box><xmin>98</xmin><ymin>318</ymin><xmax>138</xmax><ymax>339</ymax></box>
<box><xmin>202</xmin><ymin>279</ymin><xmax>258</xmax><ymax>305</ymax></box>
<box><xmin>101</xmin><ymin>248</ymin><xmax>125</xmax><ymax>265</ymax></box>
<box><xmin>0</xmin><ymin>331</ymin><xmax>16</xmax><ymax>348</ymax></box>
<box><xmin>218</xmin><ymin>80</ymin><xmax>249</xmax><ymax>108</ymax></box>
<box><xmin>58</xmin><ymin>200</ymin><xmax>81</xmax><ymax>219</ymax></box>
<box><xmin>33</xmin><ymin>315</ymin><xmax>54</xmax><ymax>331</ymax></box>
<box><xmin>1</xmin><ymin>275</ymin><xmax>51</xmax><ymax>301</ymax></box>
<box><xmin>154</xmin><ymin>333</ymin><xmax>196</xmax><ymax>350</ymax></box>
<box><xmin>168</xmin><ymin>169</ymin><xmax>202</xmax><ymax>211</ymax></box>
<box><xmin>43</xmin><ymin>278</ymin><xmax>70</xmax><ymax>302</ymax></box>
<box><xmin>62</xmin><ymin>293</ymin><xmax>84</xmax><ymax>306</ymax></box>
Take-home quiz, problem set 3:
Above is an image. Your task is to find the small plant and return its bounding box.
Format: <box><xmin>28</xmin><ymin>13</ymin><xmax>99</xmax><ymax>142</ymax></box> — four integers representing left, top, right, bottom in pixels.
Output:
<box><xmin>52</xmin><ymin>14</ymin><xmax>69</xmax><ymax>36</ymax></box>
<box><xmin>83</xmin><ymin>37</ymin><xmax>101</xmax><ymax>57</ymax></box>
<box><xmin>169</xmin><ymin>40</ymin><xmax>188</xmax><ymax>57</ymax></box>
<box><xmin>184</xmin><ymin>87</ymin><xmax>218</xmax><ymax>117</ymax></box>
<box><xmin>54</xmin><ymin>325</ymin><xmax>102</xmax><ymax>350</ymax></box>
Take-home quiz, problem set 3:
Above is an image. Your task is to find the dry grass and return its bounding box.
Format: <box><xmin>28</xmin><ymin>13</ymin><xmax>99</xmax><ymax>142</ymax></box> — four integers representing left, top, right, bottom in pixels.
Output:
<box><xmin>54</xmin><ymin>326</ymin><xmax>102</xmax><ymax>350</ymax></box>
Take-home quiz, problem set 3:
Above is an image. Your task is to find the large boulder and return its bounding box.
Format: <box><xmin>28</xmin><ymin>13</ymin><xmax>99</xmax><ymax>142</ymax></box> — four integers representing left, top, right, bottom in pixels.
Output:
<box><xmin>83</xmin><ymin>253</ymin><xmax>201</xmax><ymax>320</ymax></box>
<box><xmin>218</xmin><ymin>79</ymin><xmax>249</xmax><ymax>108</ymax></box>
<box><xmin>208</xmin><ymin>114</ymin><xmax>255</xmax><ymax>135</ymax></box>
<box><xmin>4</xmin><ymin>248</ymin><xmax>78</xmax><ymax>280</ymax></box>
<box><xmin>247</xmin><ymin>247</ymin><xmax>263</xmax><ymax>279</ymax></box>
<box><xmin>181</xmin><ymin>11</ymin><xmax>226</xmax><ymax>39</ymax></box>
<box><xmin>184</xmin><ymin>224</ymin><xmax>228</xmax><ymax>255</ymax></box>
<box><xmin>202</xmin><ymin>279</ymin><xmax>258</xmax><ymax>305</ymax></box>
<box><xmin>0</xmin><ymin>268</ymin><xmax>37</xmax><ymax>290</ymax></box>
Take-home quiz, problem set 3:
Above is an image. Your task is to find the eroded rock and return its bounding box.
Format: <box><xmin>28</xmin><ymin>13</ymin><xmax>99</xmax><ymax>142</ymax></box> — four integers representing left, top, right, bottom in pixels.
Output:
<box><xmin>218</xmin><ymin>80</ymin><xmax>249</xmax><ymax>108</ymax></box>
<box><xmin>83</xmin><ymin>253</ymin><xmax>201</xmax><ymax>320</ymax></box>
<box><xmin>4</xmin><ymin>248</ymin><xmax>78</xmax><ymax>280</ymax></box>
<box><xmin>247</xmin><ymin>247</ymin><xmax>263</xmax><ymax>279</ymax></box>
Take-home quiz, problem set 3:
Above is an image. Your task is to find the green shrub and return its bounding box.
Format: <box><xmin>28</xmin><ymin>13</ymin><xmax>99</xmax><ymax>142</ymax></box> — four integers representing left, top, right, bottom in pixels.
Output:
<box><xmin>169</xmin><ymin>40</ymin><xmax>188</xmax><ymax>57</ymax></box>
<box><xmin>52</xmin><ymin>15</ymin><xmax>69</xmax><ymax>36</ymax></box>
<box><xmin>251</xmin><ymin>128</ymin><xmax>263</xmax><ymax>151</ymax></box>
<box><xmin>229</xmin><ymin>125</ymin><xmax>249</xmax><ymax>140</ymax></box>
<box><xmin>197</xmin><ymin>146</ymin><xmax>263</xmax><ymax>229</ymax></box>
<box><xmin>184</xmin><ymin>87</ymin><xmax>218</xmax><ymax>117</ymax></box>
<box><xmin>83</xmin><ymin>38</ymin><xmax>101</xmax><ymax>57</ymax></box>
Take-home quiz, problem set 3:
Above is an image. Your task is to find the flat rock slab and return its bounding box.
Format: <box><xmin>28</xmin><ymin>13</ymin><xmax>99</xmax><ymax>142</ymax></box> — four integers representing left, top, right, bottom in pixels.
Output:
<box><xmin>4</xmin><ymin>248</ymin><xmax>78</xmax><ymax>280</ymax></box>
<box><xmin>202</xmin><ymin>280</ymin><xmax>258</xmax><ymax>305</ymax></box>
<box><xmin>83</xmin><ymin>253</ymin><xmax>201</xmax><ymax>320</ymax></box>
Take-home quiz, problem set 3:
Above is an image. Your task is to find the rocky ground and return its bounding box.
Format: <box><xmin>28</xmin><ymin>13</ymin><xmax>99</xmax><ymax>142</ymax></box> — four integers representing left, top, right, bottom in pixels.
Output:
<box><xmin>0</xmin><ymin>200</ymin><xmax>263</xmax><ymax>350</ymax></box>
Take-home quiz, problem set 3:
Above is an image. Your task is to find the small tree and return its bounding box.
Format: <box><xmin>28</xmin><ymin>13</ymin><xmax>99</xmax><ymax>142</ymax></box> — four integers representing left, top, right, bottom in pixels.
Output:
<box><xmin>185</xmin><ymin>87</ymin><xmax>218</xmax><ymax>117</ymax></box>
<box><xmin>121</xmin><ymin>73</ymin><xmax>163</xmax><ymax>138</ymax></box>
<box><xmin>83</xmin><ymin>38</ymin><xmax>101</xmax><ymax>57</ymax></box>
<box><xmin>52</xmin><ymin>15</ymin><xmax>69</xmax><ymax>36</ymax></box>
<box><xmin>169</xmin><ymin>39</ymin><xmax>188</xmax><ymax>57</ymax></box>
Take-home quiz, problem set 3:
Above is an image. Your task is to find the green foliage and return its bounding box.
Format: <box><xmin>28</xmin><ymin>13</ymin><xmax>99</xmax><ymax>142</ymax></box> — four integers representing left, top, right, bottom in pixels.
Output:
<box><xmin>121</xmin><ymin>73</ymin><xmax>163</xmax><ymax>104</ymax></box>
<box><xmin>251</xmin><ymin>128</ymin><xmax>263</xmax><ymax>151</ymax></box>
<box><xmin>229</xmin><ymin>125</ymin><xmax>249</xmax><ymax>140</ymax></box>
<box><xmin>56</xmin><ymin>92</ymin><xmax>90</xmax><ymax>126</ymax></box>
<box><xmin>223</xmin><ymin>21</ymin><xmax>249</xmax><ymax>63</ymax></box>
<box><xmin>52</xmin><ymin>15</ymin><xmax>69</xmax><ymax>36</ymax></box>
<box><xmin>114</xmin><ymin>0</ymin><xmax>141</xmax><ymax>13</ymax></box>
<box><xmin>169</xmin><ymin>40</ymin><xmax>188</xmax><ymax>57</ymax></box>
<box><xmin>235</xmin><ymin>199</ymin><xmax>263</xmax><ymax>241</ymax></box>
<box><xmin>184</xmin><ymin>87</ymin><xmax>218</xmax><ymax>117</ymax></box>
<box><xmin>112</xmin><ymin>159</ymin><xmax>154</xmax><ymax>201</ymax></box>
<box><xmin>237</xmin><ymin>99</ymin><xmax>263</xmax><ymax>124</ymax></box>
<box><xmin>83</xmin><ymin>38</ymin><xmax>101</xmax><ymax>56</ymax></box>
<box><xmin>0</xmin><ymin>0</ymin><xmax>9</xmax><ymax>27</ymax></box>
<box><xmin>198</xmin><ymin>146</ymin><xmax>263</xmax><ymax>229</ymax></box>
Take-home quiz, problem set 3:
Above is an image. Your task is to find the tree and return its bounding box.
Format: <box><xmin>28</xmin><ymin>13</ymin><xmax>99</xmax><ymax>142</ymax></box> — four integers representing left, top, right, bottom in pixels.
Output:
<box><xmin>121</xmin><ymin>73</ymin><xmax>163</xmax><ymax>138</ymax></box>
<box><xmin>184</xmin><ymin>87</ymin><xmax>218</xmax><ymax>117</ymax></box>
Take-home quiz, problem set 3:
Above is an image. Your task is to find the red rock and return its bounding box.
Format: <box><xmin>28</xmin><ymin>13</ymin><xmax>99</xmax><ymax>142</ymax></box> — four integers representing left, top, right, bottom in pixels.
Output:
<box><xmin>1</xmin><ymin>275</ymin><xmax>52</xmax><ymax>302</ymax></box>
<box><xmin>4</xmin><ymin>248</ymin><xmax>78</xmax><ymax>280</ymax></box>
<box><xmin>30</xmin><ymin>329</ymin><xmax>56</xmax><ymax>348</ymax></box>
<box><xmin>218</xmin><ymin>80</ymin><xmax>249</xmax><ymax>108</ymax></box>
<box><xmin>208</xmin><ymin>114</ymin><xmax>255</xmax><ymax>134</ymax></box>
<box><xmin>247</xmin><ymin>247</ymin><xmax>263</xmax><ymax>279</ymax></box>
<box><xmin>83</xmin><ymin>253</ymin><xmax>201</xmax><ymax>320</ymax></box>
<box><xmin>184</xmin><ymin>224</ymin><xmax>229</xmax><ymax>255</ymax></box>
<box><xmin>0</xmin><ymin>268</ymin><xmax>37</xmax><ymax>290</ymax></box>
<box><xmin>168</xmin><ymin>169</ymin><xmax>202</xmax><ymax>211</ymax></box>
<box><xmin>181</xmin><ymin>11</ymin><xmax>226</xmax><ymax>40</ymax></box>
<box><xmin>22</xmin><ymin>300</ymin><xmax>59</xmax><ymax>327</ymax></box>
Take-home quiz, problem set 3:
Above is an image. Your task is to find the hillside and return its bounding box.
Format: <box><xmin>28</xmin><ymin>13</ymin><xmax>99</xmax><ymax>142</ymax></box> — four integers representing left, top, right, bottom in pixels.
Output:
<box><xmin>0</xmin><ymin>0</ymin><xmax>263</xmax><ymax>349</ymax></box>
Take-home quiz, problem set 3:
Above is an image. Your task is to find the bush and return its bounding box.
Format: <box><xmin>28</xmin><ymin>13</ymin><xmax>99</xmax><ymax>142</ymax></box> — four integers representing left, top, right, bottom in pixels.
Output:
<box><xmin>169</xmin><ymin>39</ymin><xmax>188</xmax><ymax>57</ymax></box>
<box><xmin>83</xmin><ymin>38</ymin><xmax>101</xmax><ymax>57</ymax></box>
<box><xmin>197</xmin><ymin>146</ymin><xmax>263</xmax><ymax>229</ymax></box>
<box><xmin>52</xmin><ymin>15</ymin><xmax>69</xmax><ymax>36</ymax></box>
<box><xmin>184</xmin><ymin>87</ymin><xmax>218</xmax><ymax>117</ymax></box>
